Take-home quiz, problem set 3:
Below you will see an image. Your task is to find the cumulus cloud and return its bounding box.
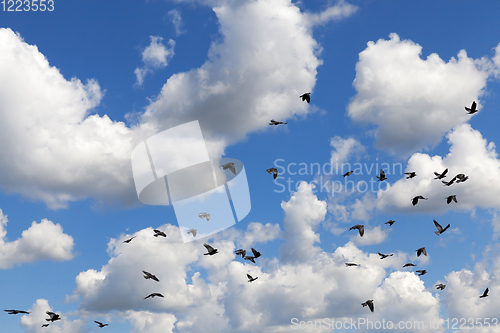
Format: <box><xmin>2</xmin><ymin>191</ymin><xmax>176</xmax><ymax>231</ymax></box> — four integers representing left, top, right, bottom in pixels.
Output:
<box><xmin>20</xmin><ymin>299</ymin><xmax>86</xmax><ymax>333</ymax></box>
<box><xmin>0</xmin><ymin>209</ymin><xmax>74</xmax><ymax>269</ymax></box>
<box><xmin>167</xmin><ymin>9</ymin><xmax>185</xmax><ymax>36</ymax></box>
<box><xmin>135</xmin><ymin>36</ymin><xmax>176</xmax><ymax>86</ymax></box>
<box><xmin>330</xmin><ymin>136</ymin><xmax>366</xmax><ymax>166</ymax></box>
<box><xmin>237</xmin><ymin>222</ymin><xmax>281</xmax><ymax>249</ymax></box>
<box><xmin>348</xmin><ymin>33</ymin><xmax>499</xmax><ymax>157</ymax></box>
<box><xmin>349</xmin><ymin>225</ymin><xmax>388</xmax><ymax>246</ymax></box>
<box><xmin>303</xmin><ymin>0</ymin><xmax>359</xmax><ymax>26</ymax></box>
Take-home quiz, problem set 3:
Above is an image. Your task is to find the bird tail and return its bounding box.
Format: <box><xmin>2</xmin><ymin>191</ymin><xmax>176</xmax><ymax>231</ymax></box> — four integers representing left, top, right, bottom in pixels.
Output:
<box><xmin>434</xmin><ymin>231</ymin><xmax>440</xmax><ymax>236</ymax></box>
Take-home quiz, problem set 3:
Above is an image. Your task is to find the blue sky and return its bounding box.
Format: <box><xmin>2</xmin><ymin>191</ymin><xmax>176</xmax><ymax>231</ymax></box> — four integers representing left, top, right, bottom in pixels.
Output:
<box><xmin>2</xmin><ymin>0</ymin><xmax>500</xmax><ymax>332</ymax></box>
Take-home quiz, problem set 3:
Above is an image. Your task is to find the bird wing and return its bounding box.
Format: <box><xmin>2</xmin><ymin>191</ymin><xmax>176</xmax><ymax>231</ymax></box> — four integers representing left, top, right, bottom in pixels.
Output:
<box><xmin>247</xmin><ymin>274</ymin><xmax>253</xmax><ymax>279</ymax></box>
<box><xmin>359</xmin><ymin>225</ymin><xmax>364</xmax><ymax>237</ymax></box>
<box><xmin>95</xmin><ymin>321</ymin><xmax>103</xmax><ymax>325</ymax></box>
<box><xmin>422</xmin><ymin>248</ymin><xmax>427</xmax><ymax>256</ymax></box>
<box><xmin>368</xmin><ymin>301</ymin><xmax>374</xmax><ymax>312</ymax></box>
<box><xmin>204</xmin><ymin>243</ymin><xmax>214</xmax><ymax>252</ymax></box>
<box><xmin>380</xmin><ymin>169</ymin><xmax>385</xmax><ymax>177</ymax></box>
<box><xmin>472</xmin><ymin>101</ymin><xmax>477</xmax><ymax>109</ymax></box>
<box><xmin>251</xmin><ymin>248</ymin><xmax>261</xmax><ymax>258</ymax></box>
<box><xmin>434</xmin><ymin>220</ymin><xmax>443</xmax><ymax>232</ymax></box>
<box><xmin>442</xmin><ymin>168</ymin><xmax>448</xmax><ymax>176</ymax></box>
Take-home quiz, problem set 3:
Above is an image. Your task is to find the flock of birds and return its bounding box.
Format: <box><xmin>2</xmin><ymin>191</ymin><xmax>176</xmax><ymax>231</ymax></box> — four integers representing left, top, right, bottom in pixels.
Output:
<box><xmin>3</xmin><ymin>309</ymin><xmax>108</xmax><ymax>329</ymax></box>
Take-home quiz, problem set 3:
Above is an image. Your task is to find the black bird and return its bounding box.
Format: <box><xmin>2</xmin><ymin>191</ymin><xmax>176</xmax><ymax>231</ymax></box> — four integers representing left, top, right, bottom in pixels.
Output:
<box><xmin>46</xmin><ymin>311</ymin><xmax>60</xmax><ymax>322</ymax></box>
<box><xmin>361</xmin><ymin>300</ymin><xmax>374</xmax><ymax>312</ymax></box>
<box><xmin>142</xmin><ymin>270</ymin><xmax>159</xmax><ymax>282</ymax></box>
<box><xmin>455</xmin><ymin>174</ymin><xmax>468</xmax><ymax>183</ymax></box>
<box><xmin>41</xmin><ymin>324</ymin><xmax>49</xmax><ymax>327</ymax></box>
<box><xmin>95</xmin><ymin>321</ymin><xmax>109</xmax><ymax>328</ymax></box>
<box><xmin>247</xmin><ymin>274</ymin><xmax>258</xmax><ymax>282</ymax></box>
<box><xmin>434</xmin><ymin>168</ymin><xmax>448</xmax><ymax>179</ymax></box>
<box><xmin>144</xmin><ymin>293</ymin><xmax>164</xmax><ymax>300</ymax></box>
<box><xmin>300</xmin><ymin>92</ymin><xmax>311</xmax><ymax>103</ymax></box>
<box><xmin>465</xmin><ymin>101</ymin><xmax>478</xmax><ymax>114</ymax></box>
<box><xmin>266</xmin><ymin>167</ymin><xmax>278</xmax><ymax>179</ymax></box>
<box><xmin>412</xmin><ymin>195</ymin><xmax>427</xmax><ymax>206</ymax></box>
<box><xmin>123</xmin><ymin>236</ymin><xmax>136</xmax><ymax>243</ymax></box>
<box><xmin>343</xmin><ymin>171</ymin><xmax>354</xmax><ymax>177</ymax></box>
<box><xmin>416</xmin><ymin>247</ymin><xmax>427</xmax><ymax>257</ymax></box>
<box><xmin>269</xmin><ymin>119</ymin><xmax>288</xmax><ymax>125</ymax></box>
<box><xmin>435</xmin><ymin>284</ymin><xmax>446</xmax><ymax>290</ymax></box>
<box><xmin>442</xmin><ymin>177</ymin><xmax>457</xmax><ymax>186</ymax></box>
<box><xmin>251</xmin><ymin>248</ymin><xmax>262</xmax><ymax>259</ymax></box>
<box><xmin>350</xmin><ymin>224</ymin><xmax>364</xmax><ymax>237</ymax></box>
<box><xmin>378</xmin><ymin>252</ymin><xmax>393</xmax><ymax>259</ymax></box>
<box><xmin>222</xmin><ymin>162</ymin><xmax>236</xmax><ymax>175</ymax></box>
<box><xmin>4</xmin><ymin>310</ymin><xmax>30</xmax><ymax>314</ymax></box>
<box><xmin>385</xmin><ymin>220</ymin><xmax>395</xmax><ymax>226</ymax></box>
<box><xmin>199</xmin><ymin>212</ymin><xmax>210</xmax><ymax>221</ymax></box>
<box><xmin>376</xmin><ymin>169</ymin><xmax>387</xmax><ymax>181</ymax></box>
<box><xmin>405</xmin><ymin>172</ymin><xmax>416</xmax><ymax>179</ymax></box>
<box><xmin>403</xmin><ymin>263</ymin><xmax>416</xmax><ymax>268</ymax></box>
<box><xmin>187</xmin><ymin>229</ymin><xmax>197</xmax><ymax>237</ymax></box>
<box><xmin>203</xmin><ymin>243</ymin><xmax>218</xmax><ymax>255</ymax></box>
<box><xmin>235</xmin><ymin>249</ymin><xmax>246</xmax><ymax>257</ymax></box>
<box><xmin>153</xmin><ymin>229</ymin><xmax>167</xmax><ymax>237</ymax></box>
<box><xmin>434</xmin><ymin>220</ymin><xmax>450</xmax><ymax>235</ymax></box>
<box><xmin>480</xmin><ymin>288</ymin><xmax>489</xmax><ymax>298</ymax></box>
<box><xmin>416</xmin><ymin>270</ymin><xmax>427</xmax><ymax>276</ymax></box>
<box><xmin>446</xmin><ymin>195</ymin><xmax>457</xmax><ymax>204</ymax></box>
<box><xmin>244</xmin><ymin>256</ymin><xmax>256</xmax><ymax>264</ymax></box>
<box><xmin>345</xmin><ymin>263</ymin><xmax>360</xmax><ymax>267</ymax></box>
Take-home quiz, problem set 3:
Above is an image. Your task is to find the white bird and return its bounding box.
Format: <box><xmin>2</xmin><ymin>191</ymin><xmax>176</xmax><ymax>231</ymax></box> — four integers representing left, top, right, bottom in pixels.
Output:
<box><xmin>222</xmin><ymin>162</ymin><xmax>236</xmax><ymax>175</ymax></box>
<box><xmin>199</xmin><ymin>212</ymin><xmax>210</xmax><ymax>221</ymax></box>
<box><xmin>187</xmin><ymin>229</ymin><xmax>197</xmax><ymax>237</ymax></box>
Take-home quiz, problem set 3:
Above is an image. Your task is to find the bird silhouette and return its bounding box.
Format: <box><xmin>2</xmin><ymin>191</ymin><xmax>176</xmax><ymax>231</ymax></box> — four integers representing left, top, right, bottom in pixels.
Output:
<box><xmin>416</xmin><ymin>270</ymin><xmax>427</xmax><ymax>276</ymax></box>
<box><xmin>94</xmin><ymin>321</ymin><xmax>109</xmax><ymax>328</ymax></box>
<box><xmin>434</xmin><ymin>168</ymin><xmax>448</xmax><ymax>179</ymax></box>
<box><xmin>361</xmin><ymin>300</ymin><xmax>374</xmax><ymax>312</ymax></box>
<box><xmin>46</xmin><ymin>311</ymin><xmax>60</xmax><ymax>322</ymax></box>
<box><xmin>434</xmin><ymin>220</ymin><xmax>450</xmax><ymax>235</ymax></box>
<box><xmin>199</xmin><ymin>212</ymin><xmax>210</xmax><ymax>221</ymax></box>
<box><xmin>247</xmin><ymin>274</ymin><xmax>258</xmax><ymax>282</ymax></box>
<box><xmin>412</xmin><ymin>195</ymin><xmax>427</xmax><ymax>206</ymax></box>
<box><xmin>123</xmin><ymin>236</ymin><xmax>136</xmax><ymax>243</ymax></box>
<box><xmin>435</xmin><ymin>284</ymin><xmax>446</xmax><ymax>290</ymax></box>
<box><xmin>4</xmin><ymin>309</ymin><xmax>30</xmax><ymax>315</ymax></box>
<box><xmin>345</xmin><ymin>263</ymin><xmax>360</xmax><ymax>267</ymax></box>
<box><xmin>153</xmin><ymin>229</ymin><xmax>166</xmax><ymax>237</ymax></box>
<box><xmin>244</xmin><ymin>256</ymin><xmax>256</xmax><ymax>263</ymax></box>
<box><xmin>187</xmin><ymin>229</ymin><xmax>197</xmax><ymax>237</ymax></box>
<box><xmin>405</xmin><ymin>172</ymin><xmax>416</xmax><ymax>179</ymax></box>
<box><xmin>235</xmin><ymin>249</ymin><xmax>246</xmax><ymax>257</ymax></box>
<box><xmin>269</xmin><ymin>119</ymin><xmax>288</xmax><ymax>125</ymax></box>
<box><xmin>416</xmin><ymin>247</ymin><xmax>427</xmax><ymax>257</ymax></box>
<box><xmin>480</xmin><ymin>288</ymin><xmax>489</xmax><ymax>298</ymax></box>
<box><xmin>378</xmin><ymin>252</ymin><xmax>393</xmax><ymax>259</ymax></box>
<box><xmin>222</xmin><ymin>162</ymin><xmax>236</xmax><ymax>175</ymax></box>
<box><xmin>350</xmin><ymin>224</ymin><xmax>364</xmax><ymax>237</ymax></box>
<box><xmin>343</xmin><ymin>171</ymin><xmax>354</xmax><ymax>177</ymax></box>
<box><xmin>266</xmin><ymin>167</ymin><xmax>278</xmax><ymax>179</ymax></box>
<box><xmin>442</xmin><ymin>177</ymin><xmax>456</xmax><ymax>186</ymax></box>
<box><xmin>300</xmin><ymin>93</ymin><xmax>311</xmax><ymax>103</ymax></box>
<box><xmin>403</xmin><ymin>263</ymin><xmax>416</xmax><ymax>268</ymax></box>
<box><xmin>144</xmin><ymin>293</ymin><xmax>164</xmax><ymax>300</ymax></box>
<box><xmin>376</xmin><ymin>169</ymin><xmax>387</xmax><ymax>181</ymax></box>
<box><xmin>142</xmin><ymin>270</ymin><xmax>160</xmax><ymax>282</ymax></box>
<box><xmin>203</xmin><ymin>243</ymin><xmax>218</xmax><ymax>255</ymax></box>
<box><xmin>385</xmin><ymin>220</ymin><xmax>395</xmax><ymax>226</ymax></box>
<box><xmin>465</xmin><ymin>101</ymin><xmax>478</xmax><ymax>114</ymax></box>
<box><xmin>251</xmin><ymin>248</ymin><xmax>262</xmax><ymax>259</ymax></box>
<box><xmin>41</xmin><ymin>324</ymin><xmax>49</xmax><ymax>327</ymax></box>
<box><xmin>446</xmin><ymin>195</ymin><xmax>457</xmax><ymax>204</ymax></box>
<box><xmin>455</xmin><ymin>174</ymin><xmax>468</xmax><ymax>183</ymax></box>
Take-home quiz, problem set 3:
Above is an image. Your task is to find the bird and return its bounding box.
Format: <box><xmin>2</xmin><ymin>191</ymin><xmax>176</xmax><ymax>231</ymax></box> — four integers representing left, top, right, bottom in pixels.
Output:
<box><xmin>153</xmin><ymin>229</ymin><xmax>166</xmax><ymax>237</ymax></box>
<box><xmin>266</xmin><ymin>167</ymin><xmax>278</xmax><ymax>179</ymax></box>
<box><xmin>416</xmin><ymin>247</ymin><xmax>427</xmax><ymax>257</ymax></box>
<box><xmin>142</xmin><ymin>270</ymin><xmax>159</xmax><ymax>282</ymax></box>
<box><xmin>465</xmin><ymin>101</ymin><xmax>478</xmax><ymax>114</ymax></box>
<box><xmin>251</xmin><ymin>248</ymin><xmax>262</xmax><ymax>259</ymax></box>
<box><xmin>269</xmin><ymin>119</ymin><xmax>287</xmax><ymax>125</ymax></box>
<box><xmin>416</xmin><ymin>270</ymin><xmax>427</xmax><ymax>276</ymax></box>
<box><xmin>244</xmin><ymin>256</ymin><xmax>256</xmax><ymax>264</ymax></box>
<box><xmin>235</xmin><ymin>249</ymin><xmax>246</xmax><ymax>257</ymax></box>
<box><xmin>376</xmin><ymin>169</ymin><xmax>387</xmax><ymax>181</ymax></box>
<box><xmin>199</xmin><ymin>212</ymin><xmax>210</xmax><ymax>221</ymax></box>
<box><xmin>4</xmin><ymin>309</ymin><xmax>30</xmax><ymax>314</ymax></box>
<box><xmin>350</xmin><ymin>224</ymin><xmax>364</xmax><ymax>237</ymax></box>
<box><xmin>203</xmin><ymin>243</ymin><xmax>218</xmax><ymax>255</ymax></box>
<box><xmin>446</xmin><ymin>195</ymin><xmax>457</xmax><ymax>204</ymax></box>
<box><xmin>412</xmin><ymin>195</ymin><xmax>427</xmax><ymax>206</ymax></box>
<box><xmin>378</xmin><ymin>252</ymin><xmax>393</xmax><ymax>259</ymax></box>
<box><xmin>480</xmin><ymin>288</ymin><xmax>489</xmax><ymax>298</ymax></box>
<box><xmin>435</xmin><ymin>284</ymin><xmax>446</xmax><ymax>290</ymax></box>
<box><xmin>361</xmin><ymin>300</ymin><xmax>374</xmax><ymax>312</ymax></box>
<box><xmin>144</xmin><ymin>293</ymin><xmax>164</xmax><ymax>300</ymax></box>
<box><xmin>403</xmin><ymin>263</ymin><xmax>416</xmax><ymax>268</ymax></box>
<box><xmin>300</xmin><ymin>92</ymin><xmax>311</xmax><ymax>103</ymax></box>
<box><xmin>385</xmin><ymin>220</ymin><xmax>395</xmax><ymax>226</ymax></box>
<box><xmin>247</xmin><ymin>274</ymin><xmax>258</xmax><ymax>282</ymax></box>
<box><xmin>442</xmin><ymin>177</ymin><xmax>456</xmax><ymax>186</ymax></box>
<box><xmin>94</xmin><ymin>321</ymin><xmax>109</xmax><ymax>328</ymax></box>
<box><xmin>404</xmin><ymin>172</ymin><xmax>416</xmax><ymax>179</ymax></box>
<box><xmin>46</xmin><ymin>311</ymin><xmax>60</xmax><ymax>322</ymax></box>
<box><xmin>345</xmin><ymin>263</ymin><xmax>360</xmax><ymax>267</ymax></box>
<box><xmin>187</xmin><ymin>229</ymin><xmax>197</xmax><ymax>237</ymax></box>
<box><xmin>434</xmin><ymin>220</ymin><xmax>450</xmax><ymax>235</ymax></box>
<box><xmin>455</xmin><ymin>174</ymin><xmax>468</xmax><ymax>183</ymax></box>
<box><xmin>221</xmin><ymin>162</ymin><xmax>236</xmax><ymax>175</ymax></box>
<box><xmin>123</xmin><ymin>236</ymin><xmax>136</xmax><ymax>243</ymax></box>
<box><xmin>41</xmin><ymin>324</ymin><xmax>49</xmax><ymax>327</ymax></box>
<box><xmin>434</xmin><ymin>168</ymin><xmax>448</xmax><ymax>179</ymax></box>
<box><xmin>343</xmin><ymin>171</ymin><xmax>354</xmax><ymax>177</ymax></box>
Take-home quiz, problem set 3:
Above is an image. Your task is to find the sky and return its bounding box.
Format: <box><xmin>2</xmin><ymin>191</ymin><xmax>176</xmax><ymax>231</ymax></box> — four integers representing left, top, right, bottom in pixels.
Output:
<box><xmin>1</xmin><ymin>0</ymin><xmax>500</xmax><ymax>332</ymax></box>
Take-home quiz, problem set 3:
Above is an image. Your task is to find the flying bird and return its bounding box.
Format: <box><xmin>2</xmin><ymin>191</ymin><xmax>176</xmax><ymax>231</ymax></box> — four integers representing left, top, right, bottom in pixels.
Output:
<box><xmin>221</xmin><ymin>162</ymin><xmax>236</xmax><ymax>175</ymax></box>
<box><xmin>403</xmin><ymin>263</ymin><xmax>416</xmax><ymax>268</ymax></box>
<box><xmin>345</xmin><ymin>263</ymin><xmax>360</xmax><ymax>267</ymax></box>
<box><xmin>416</xmin><ymin>247</ymin><xmax>427</xmax><ymax>257</ymax></box>
<box><xmin>94</xmin><ymin>321</ymin><xmax>109</xmax><ymax>328</ymax></box>
<box><xmin>435</xmin><ymin>284</ymin><xmax>446</xmax><ymax>290</ymax></box>
<box><xmin>361</xmin><ymin>300</ymin><xmax>374</xmax><ymax>312</ymax></box>
<box><xmin>187</xmin><ymin>229</ymin><xmax>197</xmax><ymax>237</ymax></box>
<box><xmin>203</xmin><ymin>243</ymin><xmax>218</xmax><ymax>255</ymax></box>
<box><xmin>385</xmin><ymin>220</ymin><xmax>395</xmax><ymax>226</ymax></box>
<box><xmin>247</xmin><ymin>274</ymin><xmax>258</xmax><ymax>282</ymax></box>
<box><xmin>235</xmin><ymin>249</ymin><xmax>246</xmax><ymax>257</ymax></box>
<box><xmin>41</xmin><ymin>324</ymin><xmax>49</xmax><ymax>327</ymax></box>
<box><xmin>266</xmin><ymin>167</ymin><xmax>278</xmax><ymax>179</ymax></box>
<box><xmin>144</xmin><ymin>293</ymin><xmax>164</xmax><ymax>300</ymax></box>
<box><xmin>251</xmin><ymin>248</ymin><xmax>262</xmax><ymax>259</ymax></box>
<box><xmin>343</xmin><ymin>171</ymin><xmax>354</xmax><ymax>177</ymax></box>
<box><xmin>442</xmin><ymin>177</ymin><xmax>456</xmax><ymax>186</ymax></box>
<box><xmin>199</xmin><ymin>212</ymin><xmax>210</xmax><ymax>221</ymax></box>
<box><xmin>416</xmin><ymin>270</ymin><xmax>427</xmax><ymax>276</ymax></box>
<box><xmin>434</xmin><ymin>220</ymin><xmax>450</xmax><ymax>235</ymax></box>
<box><xmin>465</xmin><ymin>101</ymin><xmax>478</xmax><ymax>114</ymax></box>
<box><xmin>349</xmin><ymin>224</ymin><xmax>364</xmax><ymax>237</ymax></box>
<box><xmin>446</xmin><ymin>195</ymin><xmax>457</xmax><ymax>204</ymax></box>
<box><xmin>480</xmin><ymin>288</ymin><xmax>489</xmax><ymax>298</ymax></box>
<box><xmin>4</xmin><ymin>310</ymin><xmax>30</xmax><ymax>314</ymax></box>
<box><xmin>153</xmin><ymin>229</ymin><xmax>166</xmax><ymax>237</ymax></box>
<box><xmin>46</xmin><ymin>311</ymin><xmax>60</xmax><ymax>322</ymax></box>
<box><xmin>244</xmin><ymin>256</ymin><xmax>256</xmax><ymax>264</ymax></box>
<box><xmin>123</xmin><ymin>236</ymin><xmax>136</xmax><ymax>243</ymax></box>
<box><xmin>299</xmin><ymin>92</ymin><xmax>311</xmax><ymax>103</ymax></box>
<box><xmin>376</xmin><ymin>169</ymin><xmax>387</xmax><ymax>181</ymax></box>
<box><xmin>412</xmin><ymin>195</ymin><xmax>427</xmax><ymax>206</ymax></box>
<box><xmin>434</xmin><ymin>168</ymin><xmax>448</xmax><ymax>179</ymax></box>
<box><xmin>142</xmin><ymin>270</ymin><xmax>159</xmax><ymax>282</ymax></box>
<box><xmin>378</xmin><ymin>252</ymin><xmax>393</xmax><ymax>259</ymax></box>
<box><xmin>405</xmin><ymin>172</ymin><xmax>416</xmax><ymax>179</ymax></box>
<box><xmin>269</xmin><ymin>119</ymin><xmax>288</xmax><ymax>125</ymax></box>
<box><xmin>455</xmin><ymin>174</ymin><xmax>468</xmax><ymax>183</ymax></box>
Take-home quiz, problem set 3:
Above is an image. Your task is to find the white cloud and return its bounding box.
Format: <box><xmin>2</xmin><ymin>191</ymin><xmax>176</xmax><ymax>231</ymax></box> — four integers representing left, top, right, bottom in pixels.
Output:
<box><xmin>125</xmin><ymin>310</ymin><xmax>177</xmax><ymax>333</ymax></box>
<box><xmin>0</xmin><ymin>209</ymin><xmax>74</xmax><ymax>269</ymax></box>
<box><xmin>135</xmin><ymin>36</ymin><xmax>176</xmax><ymax>86</ymax></box>
<box><xmin>330</xmin><ymin>136</ymin><xmax>366</xmax><ymax>166</ymax></box>
<box><xmin>237</xmin><ymin>222</ymin><xmax>281</xmax><ymax>249</ymax></box>
<box><xmin>167</xmin><ymin>9</ymin><xmax>185</xmax><ymax>36</ymax></box>
<box><xmin>349</xmin><ymin>225</ymin><xmax>388</xmax><ymax>246</ymax></box>
<box><xmin>303</xmin><ymin>0</ymin><xmax>359</xmax><ymax>26</ymax></box>
<box><xmin>20</xmin><ymin>299</ymin><xmax>86</xmax><ymax>333</ymax></box>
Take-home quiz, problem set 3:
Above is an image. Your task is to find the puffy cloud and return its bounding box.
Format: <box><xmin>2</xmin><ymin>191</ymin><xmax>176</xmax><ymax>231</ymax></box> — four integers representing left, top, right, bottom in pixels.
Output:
<box><xmin>303</xmin><ymin>0</ymin><xmax>359</xmax><ymax>26</ymax></box>
<box><xmin>0</xmin><ymin>209</ymin><xmax>74</xmax><ymax>269</ymax></box>
<box><xmin>330</xmin><ymin>136</ymin><xmax>366</xmax><ymax>166</ymax></box>
<box><xmin>125</xmin><ymin>310</ymin><xmax>177</xmax><ymax>333</ymax></box>
<box><xmin>349</xmin><ymin>225</ymin><xmax>388</xmax><ymax>246</ymax></box>
<box><xmin>135</xmin><ymin>36</ymin><xmax>176</xmax><ymax>86</ymax></box>
<box><xmin>237</xmin><ymin>222</ymin><xmax>281</xmax><ymax>249</ymax></box>
<box><xmin>348</xmin><ymin>33</ymin><xmax>496</xmax><ymax>157</ymax></box>
<box><xmin>20</xmin><ymin>299</ymin><xmax>86</xmax><ymax>333</ymax></box>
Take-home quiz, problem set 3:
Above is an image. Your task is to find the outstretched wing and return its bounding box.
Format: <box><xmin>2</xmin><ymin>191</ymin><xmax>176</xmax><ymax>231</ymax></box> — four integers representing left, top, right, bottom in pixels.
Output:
<box><xmin>204</xmin><ymin>243</ymin><xmax>214</xmax><ymax>252</ymax></box>
<box><xmin>434</xmin><ymin>220</ymin><xmax>443</xmax><ymax>232</ymax></box>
